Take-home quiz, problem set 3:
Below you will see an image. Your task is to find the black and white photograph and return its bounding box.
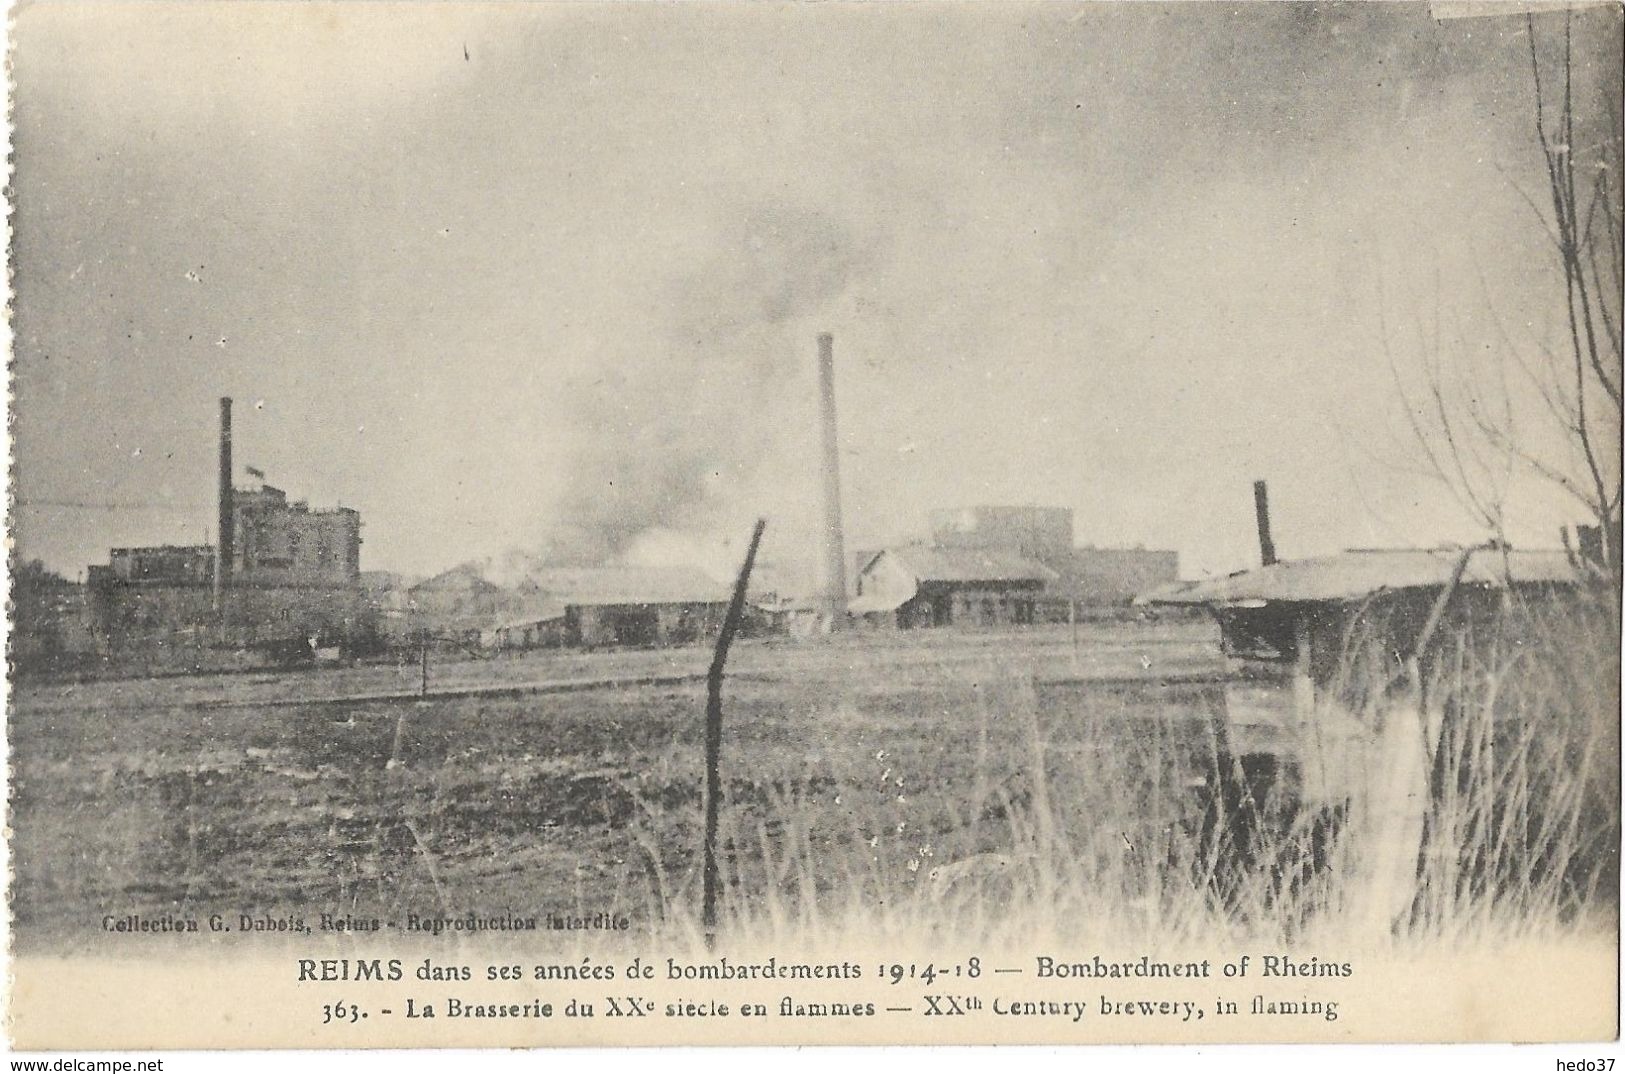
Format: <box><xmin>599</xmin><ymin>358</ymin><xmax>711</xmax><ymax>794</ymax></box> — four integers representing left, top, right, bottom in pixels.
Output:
<box><xmin>5</xmin><ymin>0</ymin><xmax>1621</xmax><ymax>1055</ymax></box>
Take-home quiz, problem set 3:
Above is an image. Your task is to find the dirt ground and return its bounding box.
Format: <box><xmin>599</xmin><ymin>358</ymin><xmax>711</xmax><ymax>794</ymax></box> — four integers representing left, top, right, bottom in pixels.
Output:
<box><xmin>8</xmin><ymin>620</ymin><xmax>1227</xmax><ymax>953</ymax></box>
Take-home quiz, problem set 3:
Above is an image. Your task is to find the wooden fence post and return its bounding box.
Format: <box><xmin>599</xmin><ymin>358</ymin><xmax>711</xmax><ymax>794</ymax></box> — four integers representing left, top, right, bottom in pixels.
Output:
<box><xmin>420</xmin><ymin>629</ymin><xmax>430</xmax><ymax>698</ymax></box>
<box><xmin>703</xmin><ymin>519</ymin><xmax>767</xmax><ymax>947</ymax></box>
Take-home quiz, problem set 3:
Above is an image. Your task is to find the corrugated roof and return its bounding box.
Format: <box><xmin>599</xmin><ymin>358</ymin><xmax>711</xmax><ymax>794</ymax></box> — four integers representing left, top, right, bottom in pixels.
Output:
<box><xmin>878</xmin><ymin>544</ymin><xmax>1058</xmax><ymax>585</ymax></box>
<box><xmin>1140</xmin><ymin>548</ymin><xmax>1581</xmax><ymax>606</ymax></box>
<box><xmin>526</xmin><ymin>565</ymin><xmax>731</xmax><ymax>606</ymax></box>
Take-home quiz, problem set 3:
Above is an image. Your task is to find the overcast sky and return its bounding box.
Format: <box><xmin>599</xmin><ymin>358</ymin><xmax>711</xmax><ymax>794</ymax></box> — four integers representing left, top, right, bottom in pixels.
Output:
<box><xmin>10</xmin><ymin>2</ymin><xmax>1622</xmax><ymax>584</ymax></box>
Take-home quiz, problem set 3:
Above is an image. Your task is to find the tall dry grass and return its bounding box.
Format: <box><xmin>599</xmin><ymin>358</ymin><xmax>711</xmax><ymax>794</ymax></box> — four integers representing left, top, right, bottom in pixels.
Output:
<box><xmin>1403</xmin><ymin>588</ymin><xmax>1620</xmax><ymax>944</ymax></box>
<box><xmin>624</xmin><ymin>594</ymin><xmax>1619</xmax><ymax>954</ymax></box>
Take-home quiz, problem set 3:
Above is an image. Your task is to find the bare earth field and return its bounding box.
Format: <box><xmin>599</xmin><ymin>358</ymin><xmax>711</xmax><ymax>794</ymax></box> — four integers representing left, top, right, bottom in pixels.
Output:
<box><xmin>9</xmin><ymin>620</ymin><xmax>1237</xmax><ymax>954</ymax></box>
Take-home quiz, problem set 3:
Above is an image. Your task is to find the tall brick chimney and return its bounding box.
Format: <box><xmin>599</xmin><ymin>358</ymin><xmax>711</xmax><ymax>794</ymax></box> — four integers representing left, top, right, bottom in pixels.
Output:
<box><xmin>214</xmin><ymin>397</ymin><xmax>234</xmax><ymax>616</ymax></box>
<box><xmin>817</xmin><ymin>334</ymin><xmax>847</xmax><ymax>627</ymax></box>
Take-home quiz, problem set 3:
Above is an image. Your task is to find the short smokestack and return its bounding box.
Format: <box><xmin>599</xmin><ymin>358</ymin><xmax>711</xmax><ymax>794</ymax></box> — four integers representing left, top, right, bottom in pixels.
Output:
<box><xmin>1253</xmin><ymin>479</ymin><xmax>1277</xmax><ymax>567</ymax></box>
<box><xmin>214</xmin><ymin>397</ymin><xmax>234</xmax><ymax>615</ymax></box>
<box><xmin>817</xmin><ymin>333</ymin><xmax>848</xmax><ymax>626</ymax></box>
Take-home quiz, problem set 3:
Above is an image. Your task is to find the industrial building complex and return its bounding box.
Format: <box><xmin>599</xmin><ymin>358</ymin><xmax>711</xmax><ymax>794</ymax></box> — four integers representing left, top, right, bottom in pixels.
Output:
<box><xmin>75</xmin><ymin>398</ymin><xmax>368</xmax><ymax>666</ymax></box>
<box><xmin>15</xmin><ymin>332</ymin><xmax>1596</xmax><ymax>683</ymax></box>
<box><xmin>19</xmin><ymin>341</ymin><xmax>1185</xmax><ymax>675</ymax></box>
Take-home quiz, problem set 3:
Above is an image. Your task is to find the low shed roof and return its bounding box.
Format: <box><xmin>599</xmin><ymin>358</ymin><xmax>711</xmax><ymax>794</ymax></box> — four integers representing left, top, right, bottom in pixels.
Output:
<box><xmin>487</xmin><ymin>601</ymin><xmax>570</xmax><ymax>630</ymax></box>
<box><xmin>1140</xmin><ymin>548</ymin><xmax>1581</xmax><ymax>606</ymax></box>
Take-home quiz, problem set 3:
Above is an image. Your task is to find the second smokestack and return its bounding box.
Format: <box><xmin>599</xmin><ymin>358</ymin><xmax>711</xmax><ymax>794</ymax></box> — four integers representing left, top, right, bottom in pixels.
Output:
<box><xmin>817</xmin><ymin>333</ymin><xmax>848</xmax><ymax>627</ymax></box>
<box><xmin>1253</xmin><ymin>478</ymin><xmax>1277</xmax><ymax>567</ymax></box>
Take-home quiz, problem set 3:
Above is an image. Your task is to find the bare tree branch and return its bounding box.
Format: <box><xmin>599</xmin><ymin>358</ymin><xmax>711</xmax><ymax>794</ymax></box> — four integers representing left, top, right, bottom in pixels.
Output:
<box><xmin>1384</xmin><ymin>12</ymin><xmax>1624</xmax><ymax>584</ymax></box>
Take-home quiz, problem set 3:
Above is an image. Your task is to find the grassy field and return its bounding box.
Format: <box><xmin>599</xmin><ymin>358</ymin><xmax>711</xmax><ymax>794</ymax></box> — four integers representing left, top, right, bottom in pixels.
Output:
<box><xmin>9</xmin><ymin>615</ymin><xmax>1615</xmax><ymax>955</ymax></box>
<box><xmin>9</xmin><ymin>621</ymin><xmax>1231</xmax><ymax>950</ymax></box>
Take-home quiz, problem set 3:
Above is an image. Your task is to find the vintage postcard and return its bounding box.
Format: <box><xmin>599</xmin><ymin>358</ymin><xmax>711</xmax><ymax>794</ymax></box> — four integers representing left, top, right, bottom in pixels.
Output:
<box><xmin>5</xmin><ymin>0</ymin><xmax>1620</xmax><ymax>1055</ymax></box>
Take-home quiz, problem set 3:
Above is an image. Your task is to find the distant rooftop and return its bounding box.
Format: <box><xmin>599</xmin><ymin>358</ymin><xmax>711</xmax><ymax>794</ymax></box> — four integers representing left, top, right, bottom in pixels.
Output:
<box><xmin>414</xmin><ymin>560</ymin><xmax>731</xmax><ymax>606</ymax></box>
<box><xmin>1140</xmin><ymin>547</ymin><xmax>1582</xmax><ymax>606</ymax></box>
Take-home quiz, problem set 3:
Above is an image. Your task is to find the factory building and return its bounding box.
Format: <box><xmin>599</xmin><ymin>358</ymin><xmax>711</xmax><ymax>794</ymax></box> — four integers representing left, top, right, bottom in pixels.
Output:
<box><xmin>850</xmin><ymin>545</ymin><xmax>1055</xmax><ymax>627</ymax></box>
<box><xmin>84</xmin><ymin>399</ymin><xmax>368</xmax><ymax>657</ymax></box>
<box><xmin>87</xmin><ymin>546</ymin><xmax>218</xmax><ymax>650</ymax></box>
<box><xmin>231</xmin><ymin>484</ymin><xmax>361</xmax><ymax>586</ymax></box>
<box><xmin>87</xmin><ymin>557</ymin><xmax>365</xmax><ymax>653</ymax></box>
<box><xmin>220</xmin><ymin>479</ymin><xmax>366</xmax><ymax>644</ymax></box>
<box><xmin>851</xmin><ymin>505</ymin><xmax>1178</xmax><ymax>627</ymax></box>
<box><xmin>86</xmin><ymin>476</ymin><xmax>367</xmax><ymax>655</ymax></box>
<box><xmin>406</xmin><ymin>561</ymin><xmax>731</xmax><ymax>650</ymax></box>
<box><xmin>529</xmin><ymin>566</ymin><xmax>732</xmax><ymax>648</ymax></box>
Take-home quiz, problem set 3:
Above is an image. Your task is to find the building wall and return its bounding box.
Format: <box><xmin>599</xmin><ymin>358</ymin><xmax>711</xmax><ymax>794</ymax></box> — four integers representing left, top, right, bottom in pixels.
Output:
<box><xmin>570</xmin><ymin>602</ymin><xmax>728</xmax><ymax>647</ymax></box>
<box><xmin>87</xmin><ymin>581</ymin><xmax>214</xmax><ymax>648</ymax></box>
<box><xmin>103</xmin><ymin>494</ymin><xmax>363</xmax><ymax>592</ymax></box>
<box><xmin>899</xmin><ymin>581</ymin><xmax>1044</xmax><ymax>628</ymax></box>
<box><xmin>87</xmin><ymin>582</ymin><xmax>367</xmax><ymax>649</ymax></box>
<box><xmin>234</xmin><ymin>487</ymin><xmax>361</xmax><ymax>587</ymax></box>
<box><xmin>106</xmin><ymin>546</ymin><xmax>214</xmax><ymax>585</ymax></box>
<box><xmin>484</xmin><ymin>619</ymin><xmax>568</xmax><ymax>651</ymax></box>
<box><xmin>226</xmin><ymin>585</ymin><xmax>369</xmax><ymax>643</ymax></box>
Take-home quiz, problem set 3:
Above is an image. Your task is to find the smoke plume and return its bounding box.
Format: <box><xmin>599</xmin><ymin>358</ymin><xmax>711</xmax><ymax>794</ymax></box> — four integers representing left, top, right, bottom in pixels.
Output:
<box><xmin>539</xmin><ymin>203</ymin><xmax>884</xmax><ymax>568</ymax></box>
